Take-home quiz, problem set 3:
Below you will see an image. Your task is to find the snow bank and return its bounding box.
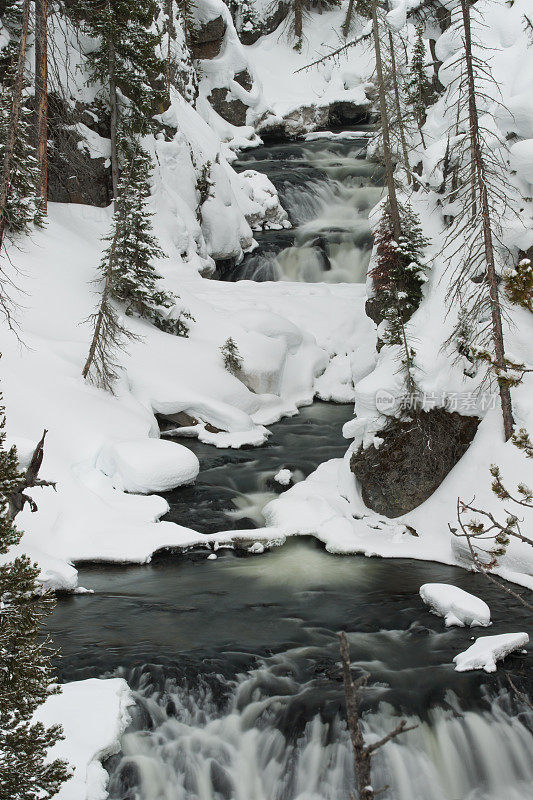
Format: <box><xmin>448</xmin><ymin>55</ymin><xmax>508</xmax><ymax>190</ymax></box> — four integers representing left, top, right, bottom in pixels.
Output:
<box><xmin>34</xmin><ymin>678</ymin><xmax>133</xmax><ymax>800</ymax></box>
<box><xmin>419</xmin><ymin>583</ymin><xmax>491</xmax><ymax>628</ymax></box>
<box><xmin>97</xmin><ymin>439</ymin><xmax>199</xmax><ymax>493</ymax></box>
<box><xmin>453</xmin><ymin>633</ymin><xmax>529</xmax><ymax>673</ymax></box>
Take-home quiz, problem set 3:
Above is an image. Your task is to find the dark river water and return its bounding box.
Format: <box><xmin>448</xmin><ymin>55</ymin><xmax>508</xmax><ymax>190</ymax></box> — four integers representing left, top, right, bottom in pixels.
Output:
<box><xmin>46</xmin><ymin>134</ymin><xmax>533</xmax><ymax>799</ymax></box>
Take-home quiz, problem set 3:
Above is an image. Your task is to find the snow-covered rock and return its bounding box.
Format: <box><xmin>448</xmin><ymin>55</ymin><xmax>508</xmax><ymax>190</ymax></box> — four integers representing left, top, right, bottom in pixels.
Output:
<box><xmin>453</xmin><ymin>633</ymin><xmax>529</xmax><ymax>673</ymax></box>
<box><xmin>96</xmin><ymin>439</ymin><xmax>200</xmax><ymax>493</ymax></box>
<box><xmin>274</xmin><ymin>468</ymin><xmax>293</xmax><ymax>486</ymax></box>
<box><xmin>33</xmin><ymin>678</ymin><xmax>133</xmax><ymax>800</ymax></box>
<box><xmin>420</xmin><ymin>583</ymin><xmax>491</xmax><ymax>628</ymax></box>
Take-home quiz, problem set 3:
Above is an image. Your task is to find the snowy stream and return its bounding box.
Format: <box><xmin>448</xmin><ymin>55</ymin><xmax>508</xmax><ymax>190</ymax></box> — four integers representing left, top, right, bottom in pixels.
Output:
<box><xmin>47</xmin><ymin>135</ymin><xmax>533</xmax><ymax>798</ymax></box>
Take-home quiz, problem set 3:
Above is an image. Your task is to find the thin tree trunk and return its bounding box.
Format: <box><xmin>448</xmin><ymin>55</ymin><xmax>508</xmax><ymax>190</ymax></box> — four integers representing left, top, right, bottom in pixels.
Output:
<box><xmin>294</xmin><ymin>0</ymin><xmax>303</xmax><ymax>40</ymax></box>
<box><xmin>82</xmin><ymin>231</ymin><xmax>118</xmax><ymax>380</ymax></box>
<box><xmin>388</xmin><ymin>29</ymin><xmax>411</xmax><ymax>185</ymax></box>
<box><xmin>371</xmin><ymin>0</ymin><xmax>401</xmax><ymax>240</ymax></box>
<box><xmin>0</xmin><ymin>0</ymin><xmax>31</xmax><ymax>252</ymax></box>
<box><xmin>342</xmin><ymin>0</ymin><xmax>355</xmax><ymax>38</ymax></box>
<box><xmin>106</xmin><ymin>0</ymin><xmax>119</xmax><ymax>204</ymax></box>
<box><xmin>35</xmin><ymin>0</ymin><xmax>48</xmax><ymax>211</ymax></box>
<box><xmin>339</xmin><ymin>634</ymin><xmax>373</xmax><ymax>800</ymax></box>
<box><xmin>460</xmin><ymin>0</ymin><xmax>514</xmax><ymax>441</ymax></box>
<box><xmin>165</xmin><ymin>0</ymin><xmax>175</xmax><ymax>96</ymax></box>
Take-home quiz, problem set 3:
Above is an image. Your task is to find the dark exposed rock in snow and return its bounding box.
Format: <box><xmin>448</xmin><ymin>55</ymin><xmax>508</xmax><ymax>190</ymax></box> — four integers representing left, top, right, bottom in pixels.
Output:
<box><xmin>239</xmin><ymin>1</ymin><xmax>290</xmax><ymax>45</ymax></box>
<box><xmin>208</xmin><ymin>87</ymin><xmax>249</xmax><ymax>126</ymax></box>
<box><xmin>192</xmin><ymin>15</ymin><xmax>226</xmax><ymax>59</ymax></box>
<box><xmin>350</xmin><ymin>408</ymin><xmax>480</xmax><ymax>518</ymax></box>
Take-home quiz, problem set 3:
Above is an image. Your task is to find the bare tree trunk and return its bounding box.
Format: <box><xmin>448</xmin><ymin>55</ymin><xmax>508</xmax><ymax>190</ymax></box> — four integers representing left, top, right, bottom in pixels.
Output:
<box><xmin>0</xmin><ymin>0</ymin><xmax>31</xmax><ymax>252</ymax></box>
<box><xmin>460</xmin><ymin>0</ymin><xmax>514</xmax><ymax>441</ymax></box>
<box><xmin>35</xmin><ymin>0</ymin><xmax>48</xmax><ymax>211</ymax></box>
<box><xmin>165</xmin><ymin>0</ymin><xmax>175</xmax><ymax>96</ymax></box>
<box><xmin>388</xmin><ymin>29</ymin><xmax>411</xmax><ymax>185</ymax></box>
<box><xmin>8</xmin><ymin>429</ymin><xmax>55</xmax><ymax>519</ymax></box>
<box><xmin>371</xmin><ymin>0</ymin><xmax>401</xmax><ymax>240</ymax></box>
<box><xmin>106</xmin><ymin>0</ymin><xmax>119</xmax><ymax>204</ymax></box>
<box><xmin>294</xmin><ymin>0</ymin><xmax>303</xmax><ymax>41</ymax></box>
<box><xmin>339</xmin><ymin>632</ymin><xmax>416</xmax><ymax>799</ymax></box>
<box><xmin>342</xmin><ymin>0</ymin><xmax>356</xmax><ymax>38</ymax></box>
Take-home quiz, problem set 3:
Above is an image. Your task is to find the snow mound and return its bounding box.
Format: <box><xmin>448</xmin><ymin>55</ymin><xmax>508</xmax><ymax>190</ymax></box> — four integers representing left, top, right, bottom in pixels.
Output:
<box><xmin>33</xmin><ymin>678</ymin><xmax>133</xmax><ymax>800</ymax></box>
<box><xmin>274</xmin><ymin>468</ymin><xmax>293</xmax><ymax>486</ymax></box>
<box><xmin>453</xmin><ymin>633</ymin><xmax>529</xmax><ymax>673</ymax></box>
<box><xmin>97</xmin><ymin>439</ymin><xmax>200</xmax><ymax>493</ymax></box>
<box><xmin>420</xmin><ymin>583</ymin><xmax>491</xmax><ymax>628</ymax></box>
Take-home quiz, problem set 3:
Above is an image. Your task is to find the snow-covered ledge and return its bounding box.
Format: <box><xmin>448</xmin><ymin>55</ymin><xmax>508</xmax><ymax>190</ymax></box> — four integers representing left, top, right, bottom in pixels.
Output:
<box><xmin>34</xmin><ymin>679</ymin><xmax>133</xmax><ymax>800</ymax></box>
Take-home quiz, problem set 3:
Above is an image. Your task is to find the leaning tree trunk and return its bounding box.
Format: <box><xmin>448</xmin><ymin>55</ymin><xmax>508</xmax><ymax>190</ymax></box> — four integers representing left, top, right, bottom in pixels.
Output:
<box><xmin>0</xmin><ymin>0</ymin><xmax>31</xmax><ymax>252</ymax></box>
<box><xmin>371</xmin><ymin>0</ymin><xmax>401</xmax><ymax>240</ymax></box>
<box><xmin>460</xmin><ymin>0</ymin><xmax>514</xmax><ymax>441</ymax></box>
<box><xmin>35</xmin><ymin>0</ymin><xmax>48</xmax><ymax>211</ymax></box>
<box><xmin>342</xmin><ymin>0</ymin><xmax>356</xmax><ymax>38</ymax></box>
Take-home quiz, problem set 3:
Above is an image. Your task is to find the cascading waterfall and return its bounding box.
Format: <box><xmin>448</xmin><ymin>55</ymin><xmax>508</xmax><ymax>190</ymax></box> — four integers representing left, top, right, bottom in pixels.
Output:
<box><xmin>229</xmin><ymin>132</ymin><xmax>384</xmax><ymax>284</ymax></box>
<box><xmin>106</xmin><ymin>655</ymin><xmax>533</xmax><ymax>800</ymax></box>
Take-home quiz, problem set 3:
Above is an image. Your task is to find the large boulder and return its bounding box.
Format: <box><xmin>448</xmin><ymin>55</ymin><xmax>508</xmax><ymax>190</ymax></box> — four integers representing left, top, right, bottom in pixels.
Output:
<box><xmin>350</xmin><ymin>408</ymin><xmax>480</xmax><ymax>518</ymax></box>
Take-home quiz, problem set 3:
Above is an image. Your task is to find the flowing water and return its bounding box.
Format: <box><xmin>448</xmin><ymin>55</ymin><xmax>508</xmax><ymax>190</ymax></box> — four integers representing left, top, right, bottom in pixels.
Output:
<box><xmin>225</xmin><ymin>129</ymin><xmax>383</xmax><ymax>283</ymax></box>
<box><xmin>47</xmin><ymin>135</ymin><xmax>533</xmax><ymax>799</ymax></box>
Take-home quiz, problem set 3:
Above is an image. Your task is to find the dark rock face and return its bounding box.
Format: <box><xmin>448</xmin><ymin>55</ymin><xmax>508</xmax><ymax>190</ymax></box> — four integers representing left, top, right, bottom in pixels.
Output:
<box><xmin>234</xmin><ymin>69</ymin><xmax>253</xmax><ymax>92</ymax></box>
<box><xmin>208</xmin><ymin>87</ymin><xmax>249</xmax><ymax>126</ymax></box>
<box><xmin>47</xmin><ymin>93</ymin><xmax>112</xmax><ymax>206</ymax></box>
<box><xmin>350</xmin><ymin>408</ymin><xmax>480</xmax><ymax>518</ymax></box>
<box><xmin>192</xmin><ymin>15</ymin><xmax>226</xmax><ymax>59</ymax></box>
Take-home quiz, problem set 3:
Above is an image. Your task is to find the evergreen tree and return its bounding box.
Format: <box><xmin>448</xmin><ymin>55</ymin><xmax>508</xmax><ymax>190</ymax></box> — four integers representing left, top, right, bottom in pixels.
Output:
<box><xmin>504</xmin><ymin>258</ymin><xmax>533</xmax><ymax>313</ymax></box>
<box><xmin>103</xmin><ymin>136</ymin><xmax>192</xmax><ymax>336</ymax></box>
<box><xmin>68</xmin><ymin>0</ymin><xmax>166</xmax><ymax>197</ymax></box>
<box><xmin>405</xmin><ymin>24</ymin><xmax>435</xmax><ymax>147</ymax></box>
<box><xmin>237</xmin><ymin>0</ymin><xmax>260</xmax><ymax>36</ymax></box>
<box><xmin>370</xmin><ymin>200</ymin><xmax>430</xmax><ymax>401</ymax></box>
<box><xmin>0</xmin><ymin>0</ymin><xmax>44</xmax><ymax>255</ymax></box>
<box><xmin>443</xmin><ymin>0</ymin><xmax>516</xmax><ymax>440</ymax></box>
<box><xmin>159</xmin><ymin>0</ymin><xmax>198</xmax><ymax>105</ymax></box>
<box><xmin>221</xmin><ymin>337</ymin><xmax>243</xmax><ymax>375</ymax></box>
<box><xmin>0</xmin><ymin>397</ymin><xmax>70</xmax><ymax>799</ymax></box>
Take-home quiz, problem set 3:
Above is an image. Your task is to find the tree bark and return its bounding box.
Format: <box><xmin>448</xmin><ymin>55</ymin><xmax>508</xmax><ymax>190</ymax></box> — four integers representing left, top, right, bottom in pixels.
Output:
<box><xmin>371</xmin><ymin>0</ymin><xmax>401</xmax><ymax>240</ymax></box>
<box><xmin>294</xmin><ymin>0</ymin><xmax>303</xmax><ymax>40</ymax></box>
<box><xmin>388</xmin><ymin>29</ymin><xmax>411</xmax><ymax>185</ymax></box>
<box><xmin>342</xmin><ymin>0</ymin><xmax>355</xmax><ymax>38</ymax></box>
<box><xmin>165</xmin><ymin>0</ymin><xmax>175</xmax><ymax>96</ymax></box>
<box><xmin>106</xmin><ymin>0</ymin><xmax>119</xmax><ymax>204</ymax></box>
<box><xmin>0</xmin><ymin>0</ymin><xmax>31</xmax><ymax>252</ymax></box>
<box><xmin>35</xmin><ymin>0</ymin><xmax>48</xmax><ymax>211</ymax></box>
<box><xmin>460</xmin><ymin>0</ymin><xmax>514</xmax><ymax>441</ymax></box>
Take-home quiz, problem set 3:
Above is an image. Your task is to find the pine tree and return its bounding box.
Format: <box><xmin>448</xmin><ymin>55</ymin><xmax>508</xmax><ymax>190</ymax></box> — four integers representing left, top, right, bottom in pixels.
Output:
<box><xmin>405</xmin><ymin>24</ymin><xmax>435</xmax><ymax>148</ymax></box>
<box><xmin>69</xmin><ymin>0</ymin><xmax>166</xmax><ymax>198</ymax></box>
<box><xmin>0</xmin><ymin>397</ymin><xmax>70</xmax><ymax>799</ymax></box>
<box><xmin>221</xmin><ymin>337</ymin><xmax>243</xmax><ymax>375</ymax></box>
<box><xmin>504</xmin><ymin>258</ymin><xmax>533</xmax><ymax>313</ymax></box>
<box><xmin>370</xmin><ymin>201</ymin><xmax>430</xmax><ymax>402</ymax></box>
<box><xmin>160</xmin><ymin>0</ymin><xmax>198</xmax><ymax>105</ymax></box>
<box><xmin>443</xmin><ymin>0</ymin><xmax>516</xmax><ymax>441</ymax></box>
<box><xmin>0</xmin><ymin>0</ymin><xmax>44</xmax><ymax>256</ymax></box>
<box><xmin>237</xmin><ymin>0</ymin><xmax>260</xmax><ymax>36</ymax></box>
<box><xmin>103</xmin><ymin>136</ymin><xmax>192</xmax><ymax>336</ymax></box>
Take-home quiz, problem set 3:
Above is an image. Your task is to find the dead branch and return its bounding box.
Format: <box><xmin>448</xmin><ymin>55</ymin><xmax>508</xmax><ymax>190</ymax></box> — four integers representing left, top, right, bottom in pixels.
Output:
<box><xmin>339</xmin><ymin>631</ymin><xmax>416</xmax><ymax>799</ymax></box>
<box><xmin>8</xmin><ymin>429</ymin><xmax>56</xmax><ymax>519</ymax></box>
